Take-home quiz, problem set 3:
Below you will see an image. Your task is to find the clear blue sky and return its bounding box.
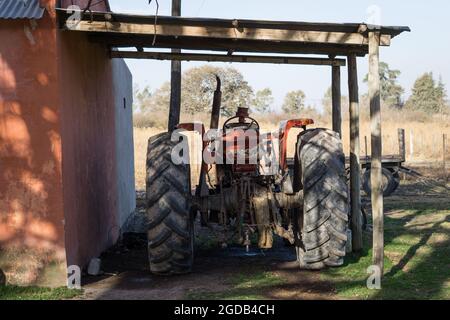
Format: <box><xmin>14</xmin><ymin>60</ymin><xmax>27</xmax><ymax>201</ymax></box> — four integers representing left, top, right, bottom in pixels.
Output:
<box><xmin>109</xmin><ymin>0</ymin><xmax>449</xmax><ymax>111</ymax></box>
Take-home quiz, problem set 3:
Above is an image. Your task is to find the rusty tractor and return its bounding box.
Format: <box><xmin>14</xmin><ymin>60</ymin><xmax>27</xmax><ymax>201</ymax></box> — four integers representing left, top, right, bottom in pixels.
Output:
<box><xmin>145</xmin><ymin>77</ymin><xmax>349</xmax><ymax>274</ymax></box>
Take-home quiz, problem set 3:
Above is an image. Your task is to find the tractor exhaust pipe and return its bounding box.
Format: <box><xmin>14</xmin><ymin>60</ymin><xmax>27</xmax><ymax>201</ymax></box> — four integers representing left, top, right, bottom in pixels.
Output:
<box><xmin>210</xmin><ymin>75</ymin><xmax>222</xmax><ymax>130</ymax></box>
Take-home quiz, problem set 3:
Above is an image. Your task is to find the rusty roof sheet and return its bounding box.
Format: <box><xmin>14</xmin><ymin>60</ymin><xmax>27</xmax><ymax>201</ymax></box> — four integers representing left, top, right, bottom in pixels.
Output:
<box><xmin>0</xmin><ymin>0</ymin><xmax>45</xmax><ymax>19</ymax></box>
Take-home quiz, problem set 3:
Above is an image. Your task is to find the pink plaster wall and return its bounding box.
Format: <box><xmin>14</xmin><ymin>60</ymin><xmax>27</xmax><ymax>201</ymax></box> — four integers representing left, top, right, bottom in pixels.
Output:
<box><xmin>0</xmin><ymin>0</ymin><xmax>128</xmax><ymax>286</ymax></box>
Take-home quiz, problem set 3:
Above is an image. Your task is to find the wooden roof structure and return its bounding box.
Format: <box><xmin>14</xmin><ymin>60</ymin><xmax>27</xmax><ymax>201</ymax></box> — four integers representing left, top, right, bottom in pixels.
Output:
<box><xmin>56</xmin><ymin>8</ymin><xmax>409</xmax><ymax>60</ymax></box>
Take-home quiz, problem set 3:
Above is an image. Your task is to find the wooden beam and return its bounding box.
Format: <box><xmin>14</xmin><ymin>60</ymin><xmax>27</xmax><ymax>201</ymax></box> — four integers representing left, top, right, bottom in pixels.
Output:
<box><xmin>110</xmin><ymin>51</ymin><xmax>347</xmax><ymax>66</ymax></box>
<box><xmin>90</xmin><ymin>34</ymin><xmax>369</xmax><ymax>56</ymax></box>
<box><xmin>332</xmin><ymin>65</ymin><xmax>342</xmax><ymax>136</ymax></box>
<box><xmin>72</xmin><ymin>20</ymin><xmax>392</xmax><ymax>46</ymax></box>
<box><xmin>348</xmin><ymin>53</ymin><xmax>363</xmax><ymax>252</ymax></box>
<box><xmin>168</xmin><ymin>0</ymin><xmax>182</xmax><ymax>131</ymax></box>
<box><xmin>369</xmin><ymin>31</ymin><xmax>384</xmax><ymax>273</ymax></box>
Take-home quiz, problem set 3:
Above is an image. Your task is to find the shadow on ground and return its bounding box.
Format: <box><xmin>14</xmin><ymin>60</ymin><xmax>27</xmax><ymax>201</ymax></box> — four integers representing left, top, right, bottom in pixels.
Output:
<box><xmin>80</xmin><ymin>178</ymin><xmax>449</xmax><ymax>300</ymax></box>
<box><xmin>81</xmin><ymin>235</ymin><xmax>338</xmax><ymax>300</ymax></box>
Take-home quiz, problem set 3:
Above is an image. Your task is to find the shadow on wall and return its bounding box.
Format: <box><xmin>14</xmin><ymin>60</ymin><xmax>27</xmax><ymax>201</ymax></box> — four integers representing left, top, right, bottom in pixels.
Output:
<box><xmin>0</xmin><ymin>16</ymin><xmax>66</xmax><ymax>286</ymax></box>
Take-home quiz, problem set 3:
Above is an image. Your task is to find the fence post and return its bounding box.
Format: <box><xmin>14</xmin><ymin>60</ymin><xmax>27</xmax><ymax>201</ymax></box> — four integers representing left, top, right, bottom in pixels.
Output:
<box><xmin>409</xmin><ymin>130</ymin><xmax>414</xmax><ymax>160</ymax></box>
<box><xmin>444</xmin><ymin>134</ymin><xmax>448</xmax><ymax>182</ymax></box>
<box><xmin>365</xmin><ymin>136</ymin><xmax>368</xmax><ymax>160</ymax></box>
<box><xmin>398</xmin><ymin>129</ymin><xmax>406</xmax><ymax>162</ymax></box>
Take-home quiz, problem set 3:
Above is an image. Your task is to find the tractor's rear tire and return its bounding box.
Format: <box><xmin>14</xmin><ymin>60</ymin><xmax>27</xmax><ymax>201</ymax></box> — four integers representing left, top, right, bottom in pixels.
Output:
<box><xmin>295</xmin><ymin>129</ymin><xmax>350</xmax><ymax>270</ymax></box>
<box><xmin>146</xmin><ymin>132</ymin><xmax>194</xmax><ymax>275</ymax></box>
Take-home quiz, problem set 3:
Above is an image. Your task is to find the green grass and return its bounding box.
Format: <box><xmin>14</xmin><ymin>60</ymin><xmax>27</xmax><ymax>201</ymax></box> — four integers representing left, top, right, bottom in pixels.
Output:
<box><xmin>0</xmin><ymin>286</ymin><xmax>82</xmax><ymax>300</ymax></box>
<box><xmin>322</xmin><ymin>206</ymin><xmax>450</xmax><ymax>300</ymax></box>
<box><xmin>186</xmin><ymin>270</ymin><xmax>285</xmax><ymax>300</ymax></box>
<box><xmin>188</xmin><ymin>203</ymin><xmax>450</xmax><ymax>300</ymax></box>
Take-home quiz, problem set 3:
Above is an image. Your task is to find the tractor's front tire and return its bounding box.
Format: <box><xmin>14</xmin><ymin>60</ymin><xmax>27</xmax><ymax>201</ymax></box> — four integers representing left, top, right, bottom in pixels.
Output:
<box><xmin>146</xmin><ymin>132</ymin><xmax>194</xmax><ymax>275</ymax></box>
<box><xmin>295</xmin><ymin>129</ymin><xmax>350</xmax><ymax>270</ymax></box>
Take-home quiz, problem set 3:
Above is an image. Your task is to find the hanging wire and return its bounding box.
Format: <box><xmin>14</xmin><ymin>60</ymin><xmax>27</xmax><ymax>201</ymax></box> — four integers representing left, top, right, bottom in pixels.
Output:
<box><xmin>148</xmin><ymin>0</ymin><xmax>160</xmax><ymax>46</ymax></box>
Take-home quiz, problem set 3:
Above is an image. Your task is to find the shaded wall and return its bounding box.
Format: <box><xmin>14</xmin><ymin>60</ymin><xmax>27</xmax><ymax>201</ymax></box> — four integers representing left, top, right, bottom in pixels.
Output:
<box><xmin>58</xmin><ymin>31</ymin><xmax>120</xmax><ymax>268</ymax></box>
<box><xmin>112</xmin><ymin>59</ymin><xmax>135</xmax><ymax>228</ymax></box>
<box><xmin>0</xmin><ymin>12</ymin><xmax>66</xmax><ymax>286</ymax></box>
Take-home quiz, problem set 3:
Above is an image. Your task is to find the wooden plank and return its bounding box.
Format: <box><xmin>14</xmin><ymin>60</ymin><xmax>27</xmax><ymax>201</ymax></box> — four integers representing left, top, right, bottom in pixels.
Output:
<box><xmin>332</xmin><ymin>65</ymin><xmax>342</xmax><ymax>136</ymax></box>
<box><xmin>109</xmin><ymin>51</ymin><xmax>347</xmax><ymax>66</ymax></box>
<box><xmin>90</xmin><ymin>34</ymin><xmax>370</xmax><ymax>56</ymax></box>
<box><xmin>73</xmin><ymin>20</ymin><xmax>392</xmax><ymax>46</ymax></box>
<box><xmin>56</xmin><ymin>8</ymin><xmax>410</xmax><ymax>37</ymax></box>
<box><xmin>347</xmin><ymin>53</ymin><xmax>363</xmax><ymax>252</ymax></box>
<box><xmin>369</xmin><ymin>31</ymin><xmax>384</xmax><ymax>273</ymax></box>
<box><xmin>168</xmin><ymin>0</ymin><xmax>182</xmax><ymax>131</ymax></box>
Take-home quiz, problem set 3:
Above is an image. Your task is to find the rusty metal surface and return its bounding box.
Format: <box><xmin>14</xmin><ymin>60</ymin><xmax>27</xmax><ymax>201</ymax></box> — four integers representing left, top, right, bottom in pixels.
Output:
<box><xmin>0</xmin><ymin>0</ymin><xmax>45</xmax><ymax>19</ymax></box>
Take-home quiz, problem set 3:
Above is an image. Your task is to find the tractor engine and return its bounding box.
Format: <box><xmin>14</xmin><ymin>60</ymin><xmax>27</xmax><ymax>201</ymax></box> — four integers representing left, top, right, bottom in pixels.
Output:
<box><xmin>222</xmin><ymin>107</ymin><xmax>260</xmax><ymax>176</ymax></box>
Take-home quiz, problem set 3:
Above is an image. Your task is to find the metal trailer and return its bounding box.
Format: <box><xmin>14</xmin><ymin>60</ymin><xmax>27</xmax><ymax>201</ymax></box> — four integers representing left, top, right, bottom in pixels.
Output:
<box><xmin>347</xmin><ymin>128</ymin><xmax>415</xmax><ymax>197</ymax></box>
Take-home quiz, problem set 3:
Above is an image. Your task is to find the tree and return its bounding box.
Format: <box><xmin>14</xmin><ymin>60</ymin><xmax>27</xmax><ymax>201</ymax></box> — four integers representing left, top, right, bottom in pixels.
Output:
<box><xmin>321</xmin><ymin>87</ymin><xmax>349</xmax><ymax>117</ymax></box>
<box><xmin>181</xmin><ymin>66</ymin><xmax>254</xmax><ymax>116</ymax></box>
<box><xmin>322</xmin><ymin>87</ymin><xmax>333</xmax><ymax>115</ymax></box>
<box><xmin>251</xmin><ymin>88</ymin><xmax>274</xmax><ymax>114</ymax></box>
<box><xmin>405</xmin><ymin>72</ymin><xmax>448</xmax><ymax>113</ymax></box>
<box><xmin>148</xmin><ymin>82</ymin><xmax>171</xmax><ymax>113</ymax></box>
<box><xmin>436</xmin><ymin>76</ymin><xmax>449</xmax><ymax>113</ymax></box>
<box><xmin>133</xmin><ymin>84</ymin><xmax>152</xmax><ymax>113</ymax></box>
<box><xmin>282</xmin><ymin>90</ymin><xmax>306</xmax><ymax>114</ymax></box>
<box><xmin>364</xmin><ymin>62</ymin><xmax>404</xmax><ymax>108</ymax></box>
<box><xmin>145</xmin><ymin>66</ymin><xmax>254</xmax><ymax>117</ymax></box>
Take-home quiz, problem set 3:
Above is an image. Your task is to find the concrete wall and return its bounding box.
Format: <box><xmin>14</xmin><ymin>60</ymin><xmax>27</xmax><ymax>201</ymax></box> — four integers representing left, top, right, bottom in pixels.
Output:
<box><xmin>112</xmin><ymin>59</ymin><xmax>136</xmax><ymax>228</ymax></box>
<box><xmin>58</xmin><ymin>31</ymin><xmax>119</xmax><ymax>269</ymax></box>
<box><xmin>0</xmin><ymin>12</ymin><xmax>66</xmax><ymax>286</ymax></box>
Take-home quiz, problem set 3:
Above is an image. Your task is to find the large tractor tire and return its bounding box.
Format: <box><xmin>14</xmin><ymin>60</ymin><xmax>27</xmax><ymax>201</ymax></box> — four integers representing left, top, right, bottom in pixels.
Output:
<box><xmin>146</xmin><ymin>132</ymin><xmax>194</xmax><ymax>275</ymax></box>
<box><xmin>362</xmin><ymin>168</ymin><xmax>398</xmax><ymax>197</ymax></box>
<box><xmin>295</xmin><ymin>129</ymin><xmax>350</xmax><ymax>270</ymax></box>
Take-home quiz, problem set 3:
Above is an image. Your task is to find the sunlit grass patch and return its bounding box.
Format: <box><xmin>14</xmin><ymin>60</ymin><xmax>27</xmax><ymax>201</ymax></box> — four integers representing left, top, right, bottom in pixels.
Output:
<box><xmin>322</xmin><ymin>207</ymin><xmax>450</xmax><ymax>300</ymax></box>
<box><xmin>0</xmin><ymin>286</ymin><xmax>82</xmax><ymax>300</ymax></box>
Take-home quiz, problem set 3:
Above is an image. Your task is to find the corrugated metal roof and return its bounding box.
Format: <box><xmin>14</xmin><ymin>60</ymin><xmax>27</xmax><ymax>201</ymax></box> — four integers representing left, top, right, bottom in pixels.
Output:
<box><xmin>0</xmin><ymin>0</ymin><xmax>45</xmax><ymax>19</ymax></box>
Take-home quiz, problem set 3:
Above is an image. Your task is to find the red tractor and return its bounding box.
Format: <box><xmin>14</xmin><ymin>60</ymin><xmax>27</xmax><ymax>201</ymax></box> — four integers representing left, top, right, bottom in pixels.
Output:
<box><xmin>146</xmin><ymin>78</ymin><xmax>349</xmax><ymax>274</ymax></box>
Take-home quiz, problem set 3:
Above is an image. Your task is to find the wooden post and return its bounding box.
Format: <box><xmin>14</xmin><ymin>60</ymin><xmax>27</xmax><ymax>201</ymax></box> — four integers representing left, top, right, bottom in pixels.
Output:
<box><xmin>369</xmin><ymin>31</ymin><xmax>384</xmax><ymax>273</ymax></box>
<box><xmin>332</xmin><ymin>65</ymin><xmax>342</xmax><ymax>137</ymax></box>
<box><xmin>398</xmin><ymin>129</ymin><xmax>406</xmax><ymax>162</ymax></box>
<box><xmin>347</xmin><ymin>53</ymin><xmax>363</xmax><ymax>252</ymax></box>
<box><xmin>364</xmin><ymin>136</ymin><xmax>368</xmax><ymax>160</ymax></box>
<box><xmin>444</xmin><ymin>134</ymin><xmax>448</xmax><ymax>182</ymax></box>
<box><xmin>168</xmin><ymin>0</ymin><xmax>182</xmax><ymax>131</ymax></box>
<box><xmin>409</xmin><ymin>130</ymin><xmax>414</xmax><ymax>160</ymax></box>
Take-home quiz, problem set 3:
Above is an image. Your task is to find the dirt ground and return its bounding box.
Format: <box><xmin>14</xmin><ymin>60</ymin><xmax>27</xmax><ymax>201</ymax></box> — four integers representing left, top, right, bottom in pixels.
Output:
<box><xmin>79</xmin><ymin>170</ymin><xmax>449</xmax><ymax>300</ymax></box>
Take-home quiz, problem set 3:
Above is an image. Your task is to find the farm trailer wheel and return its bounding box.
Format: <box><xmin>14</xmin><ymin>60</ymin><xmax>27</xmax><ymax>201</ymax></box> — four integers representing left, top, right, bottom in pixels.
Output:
<box><xmin>362</xmin><ymin>167</ymin><xmax>398</xmax><ymax>197</ymax></box>
<box><xmin>294</xmin><ymin>129</ymin><xmax>350</xmax><ymax>270</ymax></box>
<box><xmin>146</xmin><ymin>132</ymin><xmax>194</xmax><ymax>275</ymax></box>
